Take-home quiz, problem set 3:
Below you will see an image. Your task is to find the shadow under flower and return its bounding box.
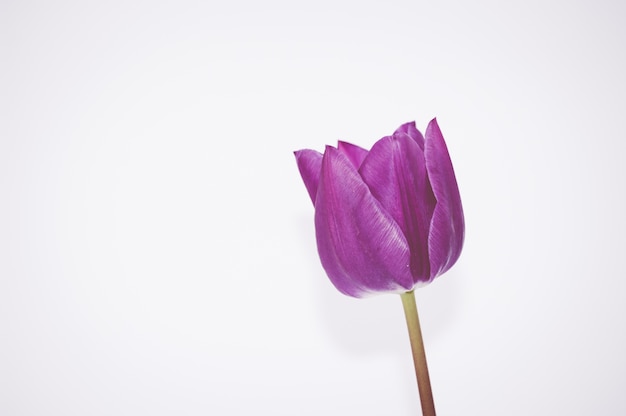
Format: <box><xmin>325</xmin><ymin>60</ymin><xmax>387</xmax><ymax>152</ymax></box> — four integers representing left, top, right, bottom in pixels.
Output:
<box><xmin>311</xmin><ymin>259</ymin><xmax>464</xmax><ymax>357</ymax></box>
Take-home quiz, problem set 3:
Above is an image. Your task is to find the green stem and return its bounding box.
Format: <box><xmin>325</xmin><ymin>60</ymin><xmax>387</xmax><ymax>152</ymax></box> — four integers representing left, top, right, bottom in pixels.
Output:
<box><xmin>400</xmin><ymin>291</ymin><xmax>436</xmax><ymax>416</ymax></box>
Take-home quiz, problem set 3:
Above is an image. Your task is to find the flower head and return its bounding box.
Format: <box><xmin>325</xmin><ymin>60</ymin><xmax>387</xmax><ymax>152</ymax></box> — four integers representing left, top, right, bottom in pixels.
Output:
<box><xmin>295</xmin><ymin>119</ymin><xmax>464</xmax><ymax>298</ymax></box>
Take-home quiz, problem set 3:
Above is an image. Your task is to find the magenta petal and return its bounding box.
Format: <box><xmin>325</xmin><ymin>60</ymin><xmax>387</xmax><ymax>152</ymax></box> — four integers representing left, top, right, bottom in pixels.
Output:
<box><xmin>359</xmin><ymin>134</ymin><xmax>436</xmax><ymax>283</ymax></box>
<box><xmin>337</xmin><ymin>141</ymin><xmax>369</xmax><ymax>169</ymax></box>
<box><xmin>424</xmin><ymin>118</ymin><xmax>465</xmax><ymax>278</ymax></box>
<box><xmin>394</xmin><ymin>121</ymin><xmax>425</xmax><ymax>150</ymax></box>
<box><xmin>314</xmin><ymin>146</ymin><xmax>414</xmax><ymax>297</ymax></box>
<box><xmin>294</xmin><ymin>149</ymin><xmax>323</xmax><ymax>205</ymax></box>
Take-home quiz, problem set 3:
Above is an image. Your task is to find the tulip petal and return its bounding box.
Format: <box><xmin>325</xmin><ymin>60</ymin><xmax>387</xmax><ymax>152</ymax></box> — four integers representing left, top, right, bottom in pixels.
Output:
<box><xmin>424</xmin><ymin>118</ymin><xmax>465</xmax><ymax>278</ymax></box>
<box><xmin>394</xmin><ymin>121</ymin><xmax>425</xmax><ymax>150</ymax></box>
<box><xmin>294</xmin><ymin>149</ymin><xmax>323</xmax><ymax>205</ymax></box>
<box><xmin>359</xmin><ymin>133</ymin><xmax>436</xmax><ymax>283</ymax></box>
<box><xmin>314</xmin><ymin>146</ymin><xmax>414</xmax><ymax>297</ymax></box>
<box><xmin>337</xmin><ymin>141</ymin><xmax>369</xmax><ymax>169</ymax></box>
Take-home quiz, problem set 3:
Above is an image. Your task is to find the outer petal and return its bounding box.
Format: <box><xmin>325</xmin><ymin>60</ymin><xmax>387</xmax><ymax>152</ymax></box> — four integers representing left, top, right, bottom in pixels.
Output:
<box><xmin>394</xmin><ymin>121</ymin><xmax>425</xmax><ymax>150</ymax></box>
<box><xmin>314</xmin><ymin>146</ymin><xmax>414</xmax><ymax>297</ymax></box>
<box><xmin>337</xmin><ymin>140</ymin><xmax>369</xmax><ymax>169</ymax></box>
<box><xmin>294</xmin><ymin>149</ymin><xmax>323</xmax><ymax>205</ymax></box>
<box><xmin>424</xmin><ymin>118</ymin><xmax>465</xmax><ymax>278</ymax></box>
<box><xmin>358</xmin><ymin>133</ymin><xmax>436</xmax><ymax>283</ymax></box>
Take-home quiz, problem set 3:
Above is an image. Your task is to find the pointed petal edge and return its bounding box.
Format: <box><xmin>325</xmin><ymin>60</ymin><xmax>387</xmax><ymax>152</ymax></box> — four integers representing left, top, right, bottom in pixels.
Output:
<box><xmin>294</xmin><ymin>149</ymin><xmax>323</xmax><ymax>205</ymax></box>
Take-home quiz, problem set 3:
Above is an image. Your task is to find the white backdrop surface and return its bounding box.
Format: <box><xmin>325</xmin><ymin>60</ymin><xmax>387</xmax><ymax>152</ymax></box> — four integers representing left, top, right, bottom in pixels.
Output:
<box><xmin>1</xmin><ymin>0</ymin><xmax>625</xmax><ymax>415</ymax></box>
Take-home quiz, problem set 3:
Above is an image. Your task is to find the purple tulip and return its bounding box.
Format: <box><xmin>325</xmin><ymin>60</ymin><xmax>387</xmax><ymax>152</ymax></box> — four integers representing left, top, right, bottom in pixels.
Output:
<box><xmin>295</xmin><ymin>119</ymin><xmax>464</xmax><ymax>298</ymax></box>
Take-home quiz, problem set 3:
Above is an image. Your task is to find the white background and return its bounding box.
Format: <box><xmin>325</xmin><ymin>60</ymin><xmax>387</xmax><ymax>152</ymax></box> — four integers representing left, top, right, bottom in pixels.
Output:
<box><xmin>1</xmin><ymin>0</ymin><xmax>625</xmax><ymax>414</ymax></box>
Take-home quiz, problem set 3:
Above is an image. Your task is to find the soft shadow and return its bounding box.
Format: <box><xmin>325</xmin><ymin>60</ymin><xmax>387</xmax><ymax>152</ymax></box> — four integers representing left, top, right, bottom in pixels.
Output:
<box><xmin>294</xmin><ymin>211</ymin><xmax>466</xmax><ymax>358</ymax></box>
<box><xmin>309</xmin><ymin>242</ymin><xmax>466</xmax><ymax>356</ymax></box>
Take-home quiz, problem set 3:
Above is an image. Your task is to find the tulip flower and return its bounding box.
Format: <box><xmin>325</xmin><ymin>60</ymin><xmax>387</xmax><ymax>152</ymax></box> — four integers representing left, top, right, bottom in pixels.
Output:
<box><xmin>294</xmin><ymin>119</ymin><xmax>464</xmax><ymax>416</ymax></box>
<box><xmin>295</xmin><ymin>119</ymin><xmax>464</xmax><ymax>297</ymax></box>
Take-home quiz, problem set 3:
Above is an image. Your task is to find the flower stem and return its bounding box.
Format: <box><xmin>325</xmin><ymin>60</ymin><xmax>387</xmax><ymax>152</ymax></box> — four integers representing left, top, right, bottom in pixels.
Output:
<box><xmin>400</xmin><ymin>291</ymin><xmax>436</xmax><ymax>416</ymax></box>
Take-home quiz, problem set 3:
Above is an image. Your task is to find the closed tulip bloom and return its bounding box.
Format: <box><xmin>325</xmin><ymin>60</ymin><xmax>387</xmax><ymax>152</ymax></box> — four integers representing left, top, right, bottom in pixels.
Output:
<box><xmin>295</xmin><ymin>119</ymin><xmax>464</xmax><ymax>298</ymax></box>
